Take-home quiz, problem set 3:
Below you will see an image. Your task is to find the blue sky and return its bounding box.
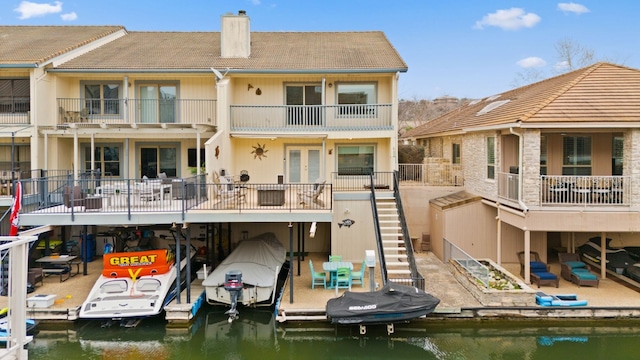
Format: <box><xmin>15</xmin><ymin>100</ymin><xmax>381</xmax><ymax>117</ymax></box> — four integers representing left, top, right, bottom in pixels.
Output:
<box><xmin>2</xmin><ymin>1</ymin><xmax>639</xmax><ymax>100</ymax></box>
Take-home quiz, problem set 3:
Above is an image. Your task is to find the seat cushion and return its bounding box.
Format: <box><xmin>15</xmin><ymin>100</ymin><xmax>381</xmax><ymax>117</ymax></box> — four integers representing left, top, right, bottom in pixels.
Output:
<box><xmin>533</xmin><ymin>271</ymin><xmax>557</xmax><ymax>280</ymax></box>
<box><xmin>572</xmin><ymin>269</ymin><xmax>597</xmax><ymax>280</ymax></box>
<box><xmin>530</xmin><ymin>261</ymin><xmax>548</xmax><ymax>271</ymax></box>
<box><xmin>564</xmin><ymin>261</ymin><xmax>586</xmax><ymax>269</ymax></box>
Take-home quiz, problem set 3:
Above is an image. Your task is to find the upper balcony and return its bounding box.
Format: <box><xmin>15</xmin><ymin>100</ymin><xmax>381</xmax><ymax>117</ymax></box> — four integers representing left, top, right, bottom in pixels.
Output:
<box><xmin>230</xmin><ymin>104</ymin><xmax>393</xmax><ymax>133</ymax></box>
<box><xmin>57</xmin><ymin>98</ymin><xmax>216</xmax><ymax>127</ymax></box>
<box><xmin>498</xmin><ymin>173</ymin><xmax>631</xmax><ymax>207</ymax></box>
<box><xmin>0</xmin><ymin>100</ymin><xmax>30</xmax><ymax>125</ymax></box>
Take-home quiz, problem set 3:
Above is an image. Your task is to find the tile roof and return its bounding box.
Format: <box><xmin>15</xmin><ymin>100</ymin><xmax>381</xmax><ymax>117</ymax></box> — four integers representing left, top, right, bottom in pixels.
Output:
<box><xmin>404</xmin><ymin>62</ymin><xmax>640</xmax><ymax>138</ymax></box>
<box><xmin>0</xmin><ymin>26</ymin><xmax>125</xmax><ymax>66</ymax></box>
<box><xmin>54</xmin><ymin>31</ymin><xmax>407</xmax><ymax>72</ymax></box>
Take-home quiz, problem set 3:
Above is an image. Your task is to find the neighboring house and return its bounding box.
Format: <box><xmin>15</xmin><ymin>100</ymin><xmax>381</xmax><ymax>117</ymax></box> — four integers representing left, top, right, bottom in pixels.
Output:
<box><xmin>0</xmin><ymin>25</ymin><xmax>126</xmax><ymax>209</ymax></box>
<box><xmin>403</xmin><ymin>62</ymin><xmax>640</xmax><ymax>283</ymax></box>
<box><xmin>3</xmin><ymin>12</ymin><xmax>408</xmax><ymax>266</ymax></box>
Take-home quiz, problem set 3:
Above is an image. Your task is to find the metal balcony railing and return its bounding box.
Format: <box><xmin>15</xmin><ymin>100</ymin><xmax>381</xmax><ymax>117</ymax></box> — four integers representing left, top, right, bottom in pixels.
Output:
<box><xmin>398</xmin><ymin>163</ymin><xmax>464</xmax><ymax>186</ymax></box>
<box><xmin>16</xmin><ymin>176</ymin><xmax>334</xmax><ymax>219</ymax></box>
<box><xmin>540</xmin><ymin>175</ymin><xmax>629</xmax><ymax>206</ymax></box>
<box><xmin>57</xmin><ymin>98</ymin><xmax>216</xmax><ymax>126</ymax></box>
<box><xmin>230</xmin><ymin>104</ymin><xmax>393</xmax><ymax>132</ymax></box>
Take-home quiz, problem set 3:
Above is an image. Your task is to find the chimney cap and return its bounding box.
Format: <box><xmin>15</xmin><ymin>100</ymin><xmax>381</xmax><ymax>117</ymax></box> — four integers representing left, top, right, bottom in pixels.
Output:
<box><xmin>238</xmin><ymin>10</ymin><xmax>246</xmax><ymax>15</ymax></box>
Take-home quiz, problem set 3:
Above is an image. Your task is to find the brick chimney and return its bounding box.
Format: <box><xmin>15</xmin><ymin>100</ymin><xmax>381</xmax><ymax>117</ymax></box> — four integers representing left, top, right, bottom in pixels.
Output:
<box><xmin>221</xmin><ymin>10</ymin><xmax>250</xmax><ymax>58</ymax></box>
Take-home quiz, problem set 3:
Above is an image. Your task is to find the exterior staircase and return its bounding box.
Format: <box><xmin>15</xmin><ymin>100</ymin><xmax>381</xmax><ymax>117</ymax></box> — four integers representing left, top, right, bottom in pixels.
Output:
<box><xmin>375</xmin><ymin>193</ymin><xmax>413</xmax><ymax>283</ymax></box>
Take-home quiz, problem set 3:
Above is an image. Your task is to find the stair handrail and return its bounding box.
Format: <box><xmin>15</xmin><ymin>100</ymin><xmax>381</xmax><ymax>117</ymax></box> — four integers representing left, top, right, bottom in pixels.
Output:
<box><xmin>393</xmin><ymin>171</ymin><xmax>425</xmax><ymax>290</ymax></box>
<box><xmin>369</xmin><ymin>173</ymin><xmax>388</xmax><ymax>286</ymax></box>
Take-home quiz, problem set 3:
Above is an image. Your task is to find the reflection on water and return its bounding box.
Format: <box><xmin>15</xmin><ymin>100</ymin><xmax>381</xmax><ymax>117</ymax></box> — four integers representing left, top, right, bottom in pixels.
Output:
<box><xmin>27</xmin><ymin>307</ymin><xmax>640</xmax><ymax>360</ymax></box>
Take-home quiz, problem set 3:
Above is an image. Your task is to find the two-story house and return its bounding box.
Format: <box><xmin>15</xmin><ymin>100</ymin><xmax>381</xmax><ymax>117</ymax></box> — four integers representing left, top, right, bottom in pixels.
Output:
<box><xmin>0</xmin><ymin>25</ymin><xmax>126</xmax><ymax>207</ymax></box>
<box><xmin>4</xmin><ymin>12</ymin><xmax>409</xmax><ymax>274</ymax></box>
<box><xmin>403</xmin><ymin>62</ymin><xmax>640</xmax><ymax>283</ymax></box>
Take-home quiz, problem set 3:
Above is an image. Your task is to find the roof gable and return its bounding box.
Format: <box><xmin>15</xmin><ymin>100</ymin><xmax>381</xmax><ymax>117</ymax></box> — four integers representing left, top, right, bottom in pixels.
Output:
<box><xmin>0</xmin><ymin>26</ymin><xmax>125</xmax><ymax>66</ymax></box>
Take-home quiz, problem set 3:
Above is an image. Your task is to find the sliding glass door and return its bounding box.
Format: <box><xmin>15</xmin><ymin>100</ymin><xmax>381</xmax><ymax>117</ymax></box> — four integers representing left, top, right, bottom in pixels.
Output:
<box><xmin>139</xmin><ymin>85</ymin><xmax>176</xmax><ymax>124</ymax></box>
<box><xmin>140</xmin><ymin>146</ymin><xmax>177</xmax><ymax>178</ymax></box>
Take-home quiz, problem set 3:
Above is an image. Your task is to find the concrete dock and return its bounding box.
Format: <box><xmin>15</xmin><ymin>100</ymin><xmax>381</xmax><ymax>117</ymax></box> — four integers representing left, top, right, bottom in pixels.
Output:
<box><xmin>8</xmin><ymin>250</ymin><xmax>640</xmax><ymax>326</ymax></box>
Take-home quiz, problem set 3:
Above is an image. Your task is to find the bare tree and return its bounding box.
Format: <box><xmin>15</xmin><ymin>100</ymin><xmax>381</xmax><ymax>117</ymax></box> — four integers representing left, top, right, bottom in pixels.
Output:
<box><xmin>511</xmin><ymin>67</ymin><xmax>547</xmax><ymax>88</ymax></box>
<box><xmin>552</xmin><ymin>37</ymin><xmax>595</xmax><ymax>73</ymax></box>
<box><xmin>511</xmin><ymin>37</ymin><xmax>598</xmax><ymax>87</ymax></box>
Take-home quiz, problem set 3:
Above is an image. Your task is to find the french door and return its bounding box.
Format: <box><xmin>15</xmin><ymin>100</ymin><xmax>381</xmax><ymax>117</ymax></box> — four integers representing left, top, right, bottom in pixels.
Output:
<box><xmin>286</xmin><ymin>146</ymin><xmax>322</xmax><ymax>183</ymax></box>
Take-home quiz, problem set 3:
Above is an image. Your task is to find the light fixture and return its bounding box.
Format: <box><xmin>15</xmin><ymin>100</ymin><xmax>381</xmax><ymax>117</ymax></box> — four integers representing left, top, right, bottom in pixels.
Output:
<box><xmin>328</xmin><ymin>83</ymin><xmax>333</xmax><ymax>88</ymax></box>
<box><xmin>248</xmin><ymin>84</ymin><xmax>254</xmax><ymax>91</ymax></box>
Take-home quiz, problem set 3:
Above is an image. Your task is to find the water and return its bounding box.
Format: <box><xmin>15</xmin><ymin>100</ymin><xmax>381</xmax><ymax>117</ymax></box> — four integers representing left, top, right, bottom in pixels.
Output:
<box><xmin>26</xmin><ymin>307</ymin><xmax>640</xmax><ymax>360</ymax></box>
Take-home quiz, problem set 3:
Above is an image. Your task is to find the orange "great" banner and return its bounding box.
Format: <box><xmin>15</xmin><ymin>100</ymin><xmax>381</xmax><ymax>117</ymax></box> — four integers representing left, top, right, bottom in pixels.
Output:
<box><xmin>102</xmin><ymin>249</ymin><xmax>175</xmax><ymax>278</ymax></box>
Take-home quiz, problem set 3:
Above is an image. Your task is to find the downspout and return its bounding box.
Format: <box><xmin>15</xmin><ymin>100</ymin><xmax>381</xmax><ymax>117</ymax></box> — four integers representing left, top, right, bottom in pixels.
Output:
<box><xmin>509</xmin><ymin>127</ymin><xmax>528</xmax><ymax>213</ymax></box>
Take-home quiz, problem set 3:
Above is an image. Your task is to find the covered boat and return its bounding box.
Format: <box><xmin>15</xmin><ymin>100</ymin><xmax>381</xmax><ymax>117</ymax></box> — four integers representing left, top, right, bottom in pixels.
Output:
<box><xmin>79</xmin><ymin>246</ymin><xmax>194</xmax><ymax>322</ymax></box>
<box><xmin>202</xmin><ymin>232</ymin><xmax>288</xmax><ymax>320</ymax></box>
<box><xmin>577</xmin><ymin>237</ymin><xmax>640</xmax><ymax>282</ymax></box>
<box><xmin>326</xmin><ymin>282</ymin><xmax>440</xmax><ymax>326</ymax></box>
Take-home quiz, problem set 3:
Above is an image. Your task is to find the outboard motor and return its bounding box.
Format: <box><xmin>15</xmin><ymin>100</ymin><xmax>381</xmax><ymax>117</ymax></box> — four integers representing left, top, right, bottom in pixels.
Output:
<box><xmin>224</xmin><ymin>270</ymin><xmax>243</xmax><ymax>323</ymax></box>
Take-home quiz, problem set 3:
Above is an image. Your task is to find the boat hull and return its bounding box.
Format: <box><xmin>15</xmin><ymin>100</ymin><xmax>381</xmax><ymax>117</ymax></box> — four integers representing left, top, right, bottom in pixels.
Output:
<box><xmin>79</xmin><ymin>248</ymin><xmax>193</xmax><ymax>320</ymax></box>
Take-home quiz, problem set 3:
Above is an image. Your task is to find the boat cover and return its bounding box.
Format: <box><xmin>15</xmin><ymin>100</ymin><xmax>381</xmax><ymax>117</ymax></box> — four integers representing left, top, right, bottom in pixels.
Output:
<box><xmin>202</xmin><ymin>232</ymin><xmax>285</xmax><ymax>289</ymax></box>
<box><xmin>326</xmin><ymin>282</ymin><xmax>440</xmax><ymax>325</ymax></box>
<box><xmin>578</xmin><ymin>238</ymin><xmax>635</xmax><ymax>271</ymax></box>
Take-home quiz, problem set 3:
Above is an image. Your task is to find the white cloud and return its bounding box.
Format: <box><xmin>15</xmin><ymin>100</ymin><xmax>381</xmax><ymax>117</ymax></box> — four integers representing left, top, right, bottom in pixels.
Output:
<box><xmin>474</xmin><ymin>8</ymin><xmax>541</xmax><ymax>30</ymax></box>
<box><xmin>554</xmin><ymin>61</ymin><xmax>570</xmax><ymax>71</ymax></box>
<box><xmin>60</xmin><ymin>12</ymin><xmax>76</xmax><ymax>21</ymax></box>
<box><xmin>250</xmin><ymin>0</ymin><xmax>261</xmax><ymax>5</ymax></box>
<box><xmin>557</xmin><ymin>2</ymin><xmax>590</xmax><ymax>14</ymax></box>
<box><xmin>14</xmin><ymin>1</ymin><xmax>62</xmax><ymax>20</ymax></box>
<box><xmin>517</xmin><ymin>57</ymin><xmax>547</xmax><ymax>68</ymax></box>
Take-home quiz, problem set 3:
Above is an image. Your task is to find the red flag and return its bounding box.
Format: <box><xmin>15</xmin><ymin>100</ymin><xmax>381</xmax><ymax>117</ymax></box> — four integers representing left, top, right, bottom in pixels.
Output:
<box><xmin>9</xmin><ymin>182</ymin><xmax>21</xmax><ymax>236</ymax></box>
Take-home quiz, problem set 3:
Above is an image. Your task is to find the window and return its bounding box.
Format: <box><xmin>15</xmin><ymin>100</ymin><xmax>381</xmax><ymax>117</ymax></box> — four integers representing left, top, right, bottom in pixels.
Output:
<box><xmin>337</xmin><ymin>145</ymin><xmax>374</xmax><ymax>175</ymax></box>
<box><xmin>82</xmin><ymin>82</ymin><xmax>121</xmax><ymax>115</ymax></box>
<box><xmin>452</xmin><ymin>143</ymin><xmax>461</xmax><ymax>164</ymax></box>
<box><xmin>285</xmin><ymin>84</ymin><xmax>322</xmax><ymax>125</ymax></box>
<box><xmin>140</xmin><ymin>146</ymin><xmax>177</xmax><ymax>178</ymax></box>
<box><xmin>540</xmin><ymin>135</ymin><xmax>547</xmax><ymax>175</ymax></box>
<box><xmin>0</xmin><ymin>145</ymin><xmax>30</xmax><ymax>172</ymax></box>
<box><xmin>83</xmin><ymin>145</ymin><xmax>121</xmax><ymax>177</ymax></box>
<box><xmin>562</xmin><ymin>136</ymin><xmax>591</xmax><ymax>175</ymax></box>
<box><xmin>486</xmin><ymin>136</ymin><xmax>495</xmax><ymax>179</ymax></box>
<box><xmin>613</xmin><ymin>136</ymin><xmax>623</xmax><ymax>176</ymax></box>
<box><xmin>188</xmin><ymin>148</ymin><xmax>205</xmax><ymax>167</ymax></box>
<box><xmin>0</xmin><ymin>79</ymin><xmax>29</xmax><ymax>113</ymax></box>
<box><xmin>336</xmin><ymin>83</ymin><xmax>376</xmax><ymax>116</ymax></box>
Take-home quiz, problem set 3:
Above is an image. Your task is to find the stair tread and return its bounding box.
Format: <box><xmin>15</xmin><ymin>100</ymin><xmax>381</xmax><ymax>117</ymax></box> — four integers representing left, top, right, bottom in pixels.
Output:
<box><xmin>387</xmin><ymin>269</ymin><xmax>412</xmax><ymax>274</ymax></box>
<box><xmin>386</xmin><ymin>261</ymin><xmax>408</xmax><ymax>266</ymax></box>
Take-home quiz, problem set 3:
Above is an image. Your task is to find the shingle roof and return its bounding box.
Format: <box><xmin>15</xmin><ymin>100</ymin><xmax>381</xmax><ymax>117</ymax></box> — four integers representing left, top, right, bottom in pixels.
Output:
<box><xmin>404</xmin><ymin>62</ymin><xmax>640</xmax><ymax>138</ymax></box>
<box><xmin>0</xmin><ymin>26</ymin><xmax>125</xmax><ymax>66</ymax></box>
<box><xmin>54</xmin><ymin>31</ymin><xmax>407</xmax><ymax>72</ymax></box>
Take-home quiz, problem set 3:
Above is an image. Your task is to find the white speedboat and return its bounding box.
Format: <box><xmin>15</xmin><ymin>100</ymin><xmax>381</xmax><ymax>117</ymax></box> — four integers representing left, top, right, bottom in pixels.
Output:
<box><xmin>79</xmin><ymin>246</ymin><xmax>194</xmax><ymax>321</ymax></box>
<box><xmin>202</xmin><ymin>232</ymin><xmax>288</xmax><ymax>321</ymax></box>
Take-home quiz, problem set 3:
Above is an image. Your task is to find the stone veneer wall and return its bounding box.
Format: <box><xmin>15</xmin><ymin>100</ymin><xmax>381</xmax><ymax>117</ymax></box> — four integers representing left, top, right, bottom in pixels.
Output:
<box><xmin>449</xmin><ymin>258</ymin><xmax>536</xmax><ymax>307</ymax></box>
<box><xmin>522</xmin><ymin>129</ymin><xmax>541</xmax><ymax>206</ymax></box>
<box><xmin>628</xmin><ymin>129</ymin><xmax>640</xmax><ymax>207</ymax></box>
<box><xmin>461</xmin><ymin>131</ymin><xmax>500</xmax><ymax>197</ymax></box>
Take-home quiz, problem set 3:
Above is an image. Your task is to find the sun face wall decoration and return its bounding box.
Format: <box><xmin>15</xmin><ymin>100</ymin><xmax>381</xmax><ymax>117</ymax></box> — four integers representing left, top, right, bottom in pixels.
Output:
<box><xmin>251</xmin><ymin>143</ymin><xmax>268</xmax><ymax>160</ymax></box>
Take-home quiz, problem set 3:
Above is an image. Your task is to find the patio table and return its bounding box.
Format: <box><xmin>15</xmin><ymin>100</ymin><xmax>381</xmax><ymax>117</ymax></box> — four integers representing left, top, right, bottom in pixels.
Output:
<box><xmin>323</xmin><ymin>261</ymin><xmax>353</xmax><ymax>288</ymax></box>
